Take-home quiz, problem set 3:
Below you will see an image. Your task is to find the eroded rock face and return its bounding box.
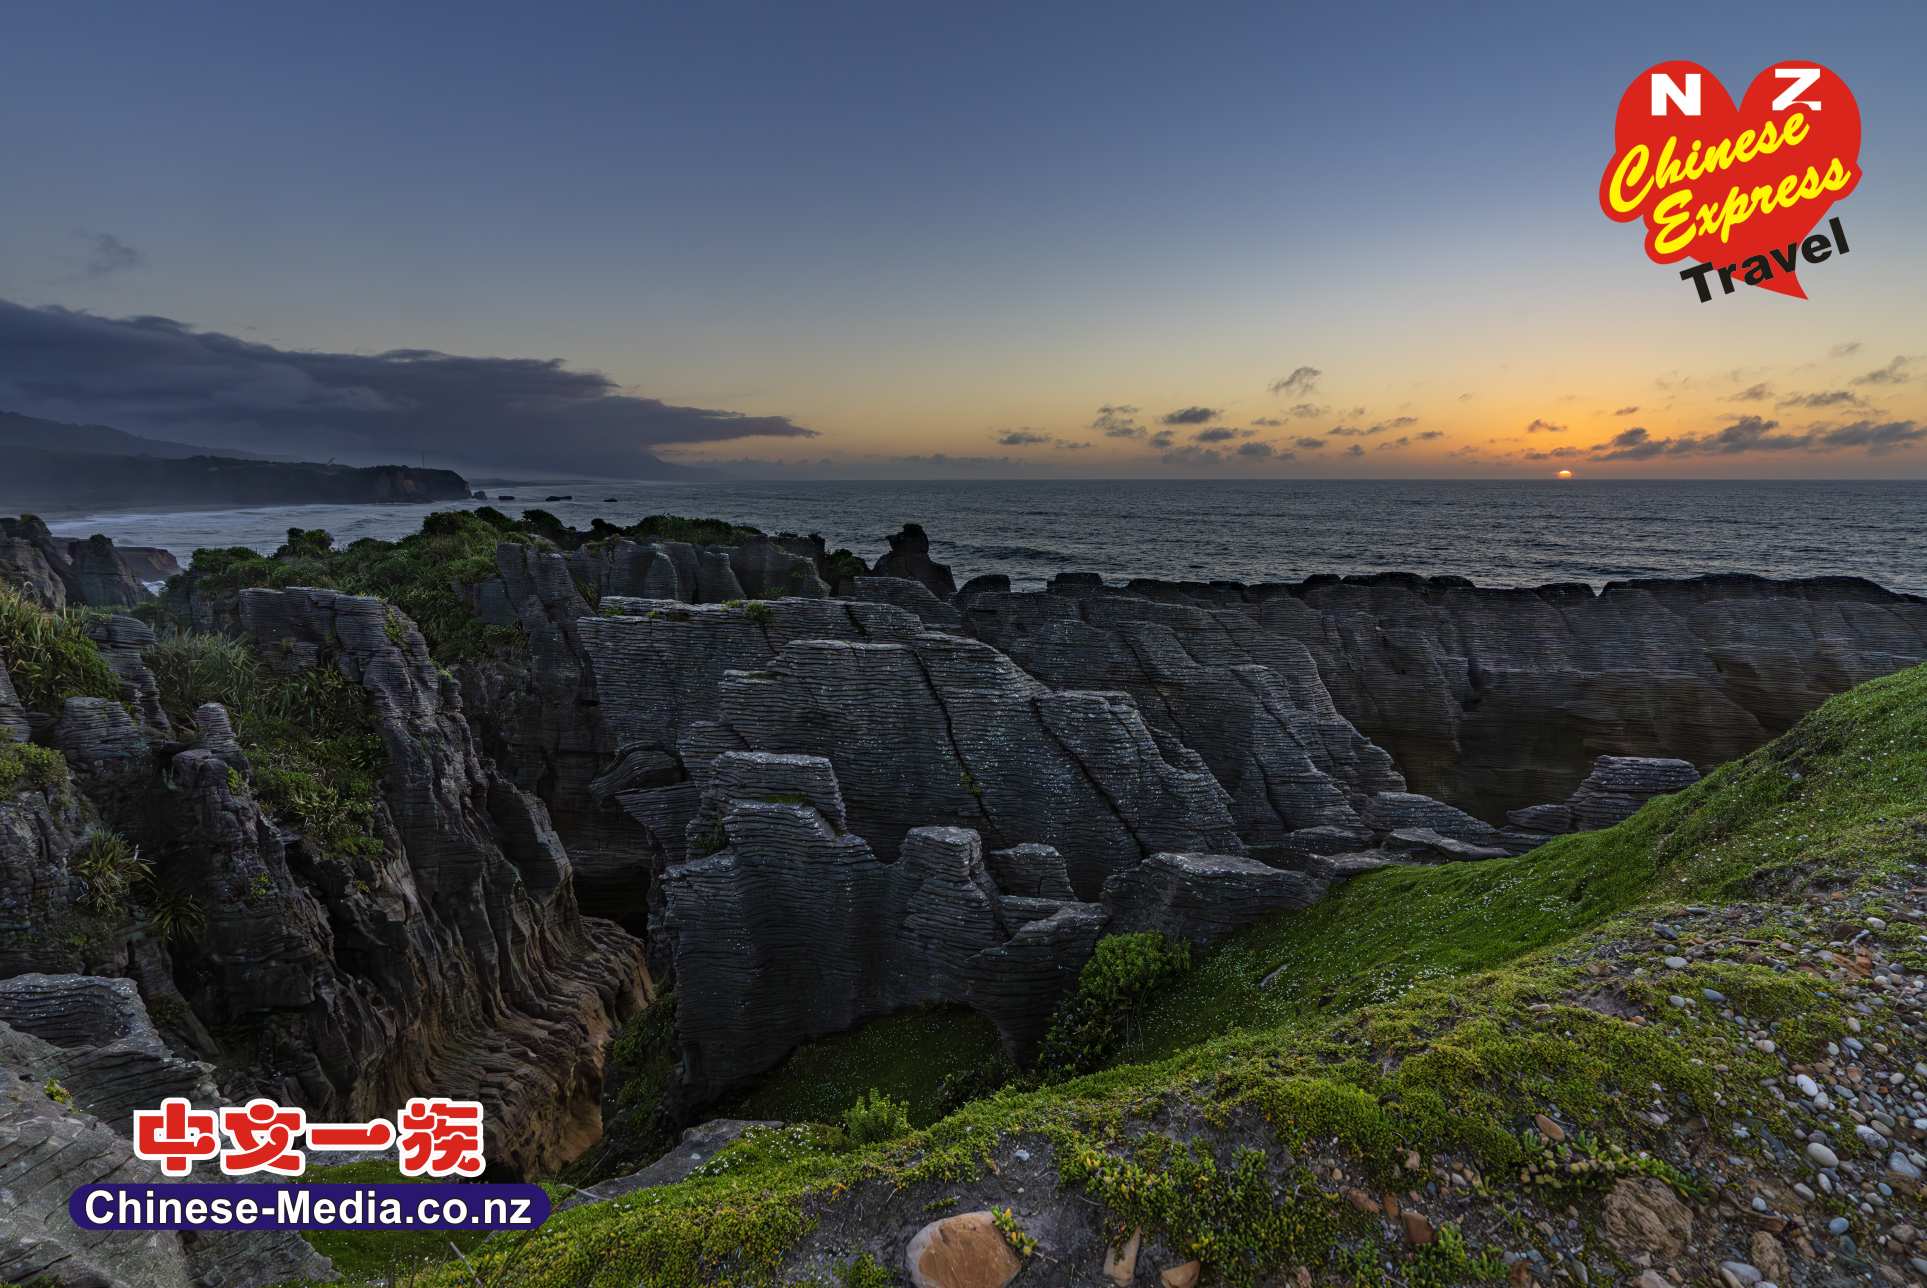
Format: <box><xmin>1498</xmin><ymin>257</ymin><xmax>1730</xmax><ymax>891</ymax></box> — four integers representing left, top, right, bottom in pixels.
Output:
<box><xmin>0</xmin><ymin>1001</ymin><xmax>332</xmax><ymax>1288</ymax></box>
<box><xmin>0</xmin><ymin>653</ymin><xmax>28</xmax><ymax>740</ymax></box>
<box><xmin>177</xmin><ymin>587</ymin><xmax>653</xmax><ymax>1175</ymax></box>
<box><xmin>963</xmin><ymin>589</ymin><xmax>1404</xmax><ymax>850</ymax></box>
<box><xmin>681</xmin><ymin>628</ymin><xmax>1244</xmax><ymax>897</ymax></box>
<box><xmin>660</xmin><ymin>754</ymin><xmax>1104</xmax><ymax>1105</ymax></box>
<box><xmin>1024</xmin><ymin>571</ymin><xmax>1927</xmax><ymax>820</ymax></box>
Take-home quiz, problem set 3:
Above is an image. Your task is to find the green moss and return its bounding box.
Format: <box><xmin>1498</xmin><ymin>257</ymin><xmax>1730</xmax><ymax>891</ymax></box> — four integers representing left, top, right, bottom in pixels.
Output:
<box><xmin>722</xmin><ymin>1006</ymin><xmax>1004</xmax><ymax>1129</ymax></box>
<box><xmin>0</xmin><ymin>586</ymin><xmax>125</xmax><ymax>713</ymax></box>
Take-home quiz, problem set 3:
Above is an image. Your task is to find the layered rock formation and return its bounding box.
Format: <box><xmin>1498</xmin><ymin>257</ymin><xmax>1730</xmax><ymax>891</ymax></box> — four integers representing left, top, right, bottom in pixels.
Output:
<box><xmin>975</xmin><ymin>571</ymin><xmax>1927</xmax><ymax>820</ymax></box>
<box><xmin>660</xmin><ymin>752</ymin><xmax>1108</xmax><ymax>1103</ymax></box>
<box><xmin>1507</xmin><ymin>754</ymin><xmax>1701</xmax><ymax>836</ymax></box>
<box><xmin>0</xmin><ymin>980</ymin><xmax>332</xmax><ymax>1288</ymax></box>
<box><xmin>1</xmin><ymin>515</ymin><xmax>153</xmax><ymax>609</ymax></box>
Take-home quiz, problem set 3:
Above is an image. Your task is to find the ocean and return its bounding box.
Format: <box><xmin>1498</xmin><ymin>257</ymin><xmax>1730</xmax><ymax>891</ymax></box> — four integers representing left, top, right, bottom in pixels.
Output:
<box><xmin>43</xmin><ymin>478</ymin><xmax>1927</xmax><ymax>597</ymax></box>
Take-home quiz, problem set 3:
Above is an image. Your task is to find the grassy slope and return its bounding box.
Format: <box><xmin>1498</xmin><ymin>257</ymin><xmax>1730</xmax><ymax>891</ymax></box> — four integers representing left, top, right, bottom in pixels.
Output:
<box><xmin>392</xmin><ymin>663</ymin><xmax>1926</xmax><ymax>1286</ymax></box>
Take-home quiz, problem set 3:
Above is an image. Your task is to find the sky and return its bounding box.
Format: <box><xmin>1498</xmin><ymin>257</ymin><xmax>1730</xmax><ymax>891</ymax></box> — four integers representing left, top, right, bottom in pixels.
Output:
<box><xmin>2</xmin><ymin>0</ymin><xmax>1924</xmax><ymax>479</ymax></box>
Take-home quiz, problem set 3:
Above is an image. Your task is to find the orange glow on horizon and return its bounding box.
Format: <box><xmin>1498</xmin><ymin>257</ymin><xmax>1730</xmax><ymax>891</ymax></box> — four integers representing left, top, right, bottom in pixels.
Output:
<box><xmin>1556</xmin><ymin>469</ymin><xmax>1575</xmax><ymax>478</ymax></box>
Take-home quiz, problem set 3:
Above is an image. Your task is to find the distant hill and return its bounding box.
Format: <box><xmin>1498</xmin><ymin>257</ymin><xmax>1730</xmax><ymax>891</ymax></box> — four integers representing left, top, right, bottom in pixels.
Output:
<box><xmin>0</xmin><ymin>411</ymin><xmax>470</xmax><ymax>512</ymax></box>
<box><xmin>0</xmin><ymin>410</ymin><xmax>273</xmax><ymax>460</ymax></box>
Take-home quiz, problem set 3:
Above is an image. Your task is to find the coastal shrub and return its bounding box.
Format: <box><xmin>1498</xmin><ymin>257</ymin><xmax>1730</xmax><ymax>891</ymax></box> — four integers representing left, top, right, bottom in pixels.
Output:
<box><xmin>142</xmin><ymin>883</ymin><xmax>208</xmax><ymax>944</ymax></box>
<box><xmin>146</xmin><ymin>630</ymin><xmax>386</xmax><ymax>863</ymax></box>
<box><xmin>71</xmin><ymin>831</ymin><xmax>151</xmax><ymax>912</ymax></box>
<box><xmin>1035</xmin><ymin>932</ymin><xmax>1191</xmax><ymax>1077</ymax></box>
<box><xmin>0</xmin><ymin>585</ymin><xmax>124</xmax><ymax>713</ymax></box>
<box><xmin>841</xmin><ymin>1088</ymin><xmax>911</xmax><ymax>1146</ymax></box>
<box><xmin>0</xmin><ymin>740</ymin><xmax>67</xmax><ymax>795</ymax></box>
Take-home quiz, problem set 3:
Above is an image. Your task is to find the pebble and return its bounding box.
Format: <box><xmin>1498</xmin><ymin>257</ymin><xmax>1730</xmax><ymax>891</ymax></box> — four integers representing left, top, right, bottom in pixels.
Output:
<box><xmin>1891</xmin><ymin>1151</ymin><xmax>1923</xmax><ymax>1181</ymax></box>
<box><xmin>1828</xmin><ymin>1216</ymin><xmax>1851</xmax><ymax>1235</ymax></box>
<box><xmin>1664</xmin><ymin>956</ymin><xmax>1689</xmax><ymax>970</ymax></box>
<box><xmin>1807</xmin><ymin>1142</ymin><xmax>1841</xmax><ymax>1168</ymax></box>
<box><xmin>1796</xmin><ymin>1074</ymin><xmax>1821</xmax><ymax>1098</ymax></box>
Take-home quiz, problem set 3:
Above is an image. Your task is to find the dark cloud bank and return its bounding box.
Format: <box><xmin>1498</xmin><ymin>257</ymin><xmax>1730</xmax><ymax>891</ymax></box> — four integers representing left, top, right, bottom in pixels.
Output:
<box><xmin>0</xmin><ymin>298</ymin><xmax>818</xmax><ymax>476</ymax></box>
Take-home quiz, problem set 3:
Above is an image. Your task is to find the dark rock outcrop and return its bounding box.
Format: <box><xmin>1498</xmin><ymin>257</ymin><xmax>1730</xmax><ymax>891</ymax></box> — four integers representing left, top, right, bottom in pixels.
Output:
<box><xmin>871</xmin><ymin>523</ymin><xmax>956</xmax><ymax>599</ymax></box>
<box><xmin>1102</xmin><ymin>852</ymin><xmax>1324</xmax><ymax>945</ymax></box>
<box><xmin>1</xmin><ymin>515</ymin><xmax>152</xmax><ymax>608</ymax></box>
<box><xmin>1507</xmin><ymin>755</ymin><xmax>1702</xmax><ymax>836</ymax></box>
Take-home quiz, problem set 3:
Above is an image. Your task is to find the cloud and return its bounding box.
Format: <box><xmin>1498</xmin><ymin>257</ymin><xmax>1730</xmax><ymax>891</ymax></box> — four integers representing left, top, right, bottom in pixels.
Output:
<box><xmin>81</xmin><ymin>233</ymin><xmax>145</xmax><ymax>279</ymax></box>
<box><xmin>1343</xmin><ymin>444</ymin><xmax>1365</xmax><ymax>457</ymax></box>
<box><xmin>994</xmin><ymin>429</ymin><xmax>1055</xmax><ymax>446</ymax></box>
<box><xmin>1286</xmin><ymin>402</ymin><xmax>1326</xmax><ymax>419</ymax></box>
<box><xmin>1776</xmin><ymin>389</ymin><xmax>1869</xmax><ymax>409</ymax></box>
<box><xmin>1377</xmin><ymin>436</ymin><xmax>1412</xmax><ymax>450</ymax></box>
<box><xmin>1091</xmin><ymin>404</ymin><xmax>1145</xmax><ymax>438</ymax></box>
<box><xmin>1525</xmin><ymin>418</ymin><xmax>1567</xmax><ymax>433</ymax></box>
<box><xmin>1728</xmin><ymin>383</ymin><xmax>1773</xmax><ymax>402</ymax></box>
<box><xmin>1522</xmin><ymin>445</ymin><xmax>1585</xmax><ymax>460</ymax></box>
<box><xmin>1830</xmin><ymin>341</ymin><xmax>1862</xmax><ymax>358</ymax></box>
<box><xmin>1237</xmin><ymin>441</ymin><xmax>1292</xmax><ymax>460</ymax></box>
<box><xmin>1192</xmin><ymin>426</ymin><xmax>1241</xmax><ymax>443</ymax></box>
<box><xmin>1416</xmin><ymin>429</ymin><xmax>1444</xmax><ymax>440</ymax></box>
<box><xmin>1148</xmin><ymin>429</ymin><xmax>1177</xmax><ymax>448</ymax></box>
<box><xmin>1584</xmin><ymin>414</ymin><xmax>1924</xmax><ymax>460</ymax></box>
<box><xmin>0</xmin><ymin>298</ymin><xmax>818</xmax><ymax>475</ymax></box>
<box><xmin>1328</xmin><ymin>417</ymin><xmax>1415</xmax><ymax>438</ymax></box>
<box><xmin>1268</xmin><ymin>366</ymin><xmax>1320</xmax><ymax>397</ymax></box>
<box><xmin>1161</xmin><ymin>405</ymin><xmax>1219</xmax><ymax>425</ymax></box>
<box><xmin>1251</xmin><ymin>416</ymin><xmax>1283</xmax><ymax>428</ymax></box>
<box><xmin>1056</xmin><ymin>440</ymin><xmax>1093</xmax><ymax>451</ymax></box>
<box><xmin>1159</xmin><ymin>444</ymin><xmax>1224</xmax><ymax>467</ymax></box>
<box><xmin>1613</xmin><ymin>405</ymin><xmax>1639</xmax><ymax>416</ymax></box>
<box><xmin>1852</xmin><ymin>356</ymin><xmax>1910</xmax><ymax>386</ymax></box>
<box><xmin>1457</xmin><ymin>392</ymin><xmax>1475</xmax><ymax>401</ymax></box>
<box><xmin>1293</xmin><ymin>436</ymin><xmax>1327</xmax><ymax>450</ymax></box>
<box><xmin>1810</xmin><ymin>419</ymin><xmax>1927</xmax><ymax>453</ymax></box>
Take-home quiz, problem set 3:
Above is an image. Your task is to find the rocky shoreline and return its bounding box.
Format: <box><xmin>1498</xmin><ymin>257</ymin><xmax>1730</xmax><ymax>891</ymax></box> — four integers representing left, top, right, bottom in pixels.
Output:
<box><xmin>2</xmin><ymin>508</ymin><xmax>1925</xmax><ymax>1286</ymax></box>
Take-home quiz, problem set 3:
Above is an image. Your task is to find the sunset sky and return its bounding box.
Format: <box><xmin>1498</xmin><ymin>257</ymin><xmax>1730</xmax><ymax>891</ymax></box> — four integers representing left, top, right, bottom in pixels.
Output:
<box><xmin>3</xmin><ymin>0</ymin><xmax>1924</xmax><ymax>478</ymax></box>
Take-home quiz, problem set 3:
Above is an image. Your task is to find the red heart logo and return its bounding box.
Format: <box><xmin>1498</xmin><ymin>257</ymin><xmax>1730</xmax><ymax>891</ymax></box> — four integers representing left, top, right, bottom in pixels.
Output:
<box><xmin>1599</xmin><ymin>60</ymin><xmax>1861</xmax><ymax>298</ymax></box>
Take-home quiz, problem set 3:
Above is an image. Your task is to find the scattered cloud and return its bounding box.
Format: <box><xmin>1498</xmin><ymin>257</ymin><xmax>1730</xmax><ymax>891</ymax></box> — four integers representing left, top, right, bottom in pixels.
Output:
<box><xmin>1160</xmin><ymin>405</ymin><xmax>1219</xmax><ymax>425</ymax></box>
<box><xmin>1159</xmin><ymin>444</ymin><xmax>1224</xmax><ymax>467</ymax></box>
<box><xmin>1525</xmin><ymin>418</ymin><xmax>1567</xmax><ymax>434</ymax></box>
<box><xmin>1728</xmin><ymin>383</ymin><xmax>1773</xmax><ymax>402</ymax></box>
<box><xmin>1852</xmin><ymin>356</ymin><xmax>1910</xmax><ymax>386</ymax></box>
<box><xmin>1091</xmin><ymin>404</ymin><xmax>1145</xmax><ymax>438</ymax></box>
<box><xmin>1294</xmin><ymin>436</ymin><xmax>1327</xmax><ymax>450</ymax></box>
<box><xmin>1416</xmin><ymin>429</ymin><xmax>1444</xmax><ymax>440</ymax></box>
<box><xmin>1149</xmin><ymin>429</ymin><xmax>1177</xmax><ymax>448</ymax></box>
<box><xmin>1343</xmin><ymin>444</ymin><xmax>1365</xmax><ymax>458</ymax></box>
<box><xmin>1612</xmin><ymin>405</ymin><xmax>1639</xmax><ymax>416</ymax></box>
<box><xmin>1192</xmin><ymin>426</ymin><xmax>1240</xmax><ymax>443</ymax></box>
<box><xmin>994</xmin><ymin>429</ymin><xmax>1055</xmax><ymax>446</ymax></box>
<box><xmin>1251</xmin><ymin>416</ymin><xmax>1283</xmax><ymax>427</ymax></box>
<box><xmin>1776</xmin><ymin>389</ymin><xmax>1869</xmax><ymax>410</ymax></box>
<box><xmin>1237</xmin><ymin>440</ymin><xmax>1292</xmax><ymax>460</ymax></box>
<box><xmin>1586</xmin><ymin>414</ymin><xmax>1926</xmax><ymax>460</ymax></box>
<box><xmin>1268</xmin><ymin>366</ymin><xmax>1320</xmax><ymax>397</ymax></box>
<box><xmin>80</xmin><ymin>232</ymin><xmax>145</xmax><ymax>279</ymax></box>
<box><xmin>1286</xmin><ymin>402</ymin><xmax>1326</xmax><ymax>419</ymax></box>
<box><xmin>1830</xmin><ymin>340</ymin><xmax>1863</xmax><ymax>358</ymax></box>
